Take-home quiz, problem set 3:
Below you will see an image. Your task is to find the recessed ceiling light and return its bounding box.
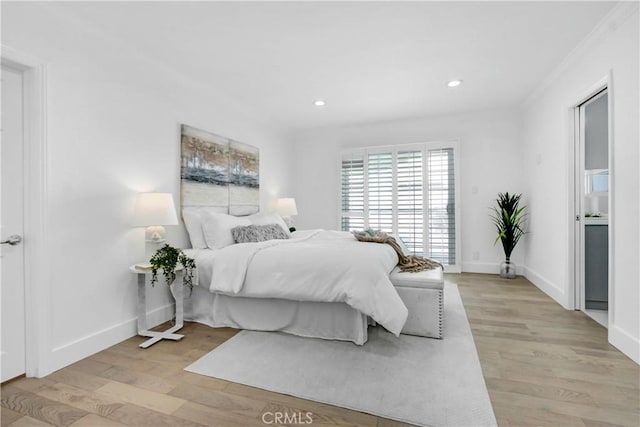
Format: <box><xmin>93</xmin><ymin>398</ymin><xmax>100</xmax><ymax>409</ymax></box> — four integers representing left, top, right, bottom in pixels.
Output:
<box><xmin>313</xmin><ymin>100</ymin><xmax>326</xmax><ymax>107</ymax></box>
<box><xmin>447</xmin><ymin>80</ymin><xmax>462</xmax><ymax>88</ymax></box>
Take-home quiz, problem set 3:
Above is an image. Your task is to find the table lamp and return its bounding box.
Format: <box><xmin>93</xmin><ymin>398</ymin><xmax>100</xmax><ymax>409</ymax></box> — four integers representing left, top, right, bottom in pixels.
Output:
<box><xmin>132</xmin><ymin>192</ymin><xmax>178</xmax><ymax>260</ymax></box>
<box><xmin>276</xmin><ymin>198</ymin><xmax>298</xmax><ymax>231</ymax></box>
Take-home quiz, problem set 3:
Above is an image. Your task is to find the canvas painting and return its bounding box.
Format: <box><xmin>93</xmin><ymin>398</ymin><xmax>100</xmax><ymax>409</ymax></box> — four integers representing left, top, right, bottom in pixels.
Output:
<box><xmin>229</xmin><ymin>140</ymin><xmax>260</xmax><ymax>215</ymax></box>
<box><xmin>181</xmin><ymin>124</ymin><xmax>230</xmax><ymax>207</ymax></box>
<box><xmin>181</xmin><ymin>124</ymin><xmax>259</xmax><ymax>212</ymax></box>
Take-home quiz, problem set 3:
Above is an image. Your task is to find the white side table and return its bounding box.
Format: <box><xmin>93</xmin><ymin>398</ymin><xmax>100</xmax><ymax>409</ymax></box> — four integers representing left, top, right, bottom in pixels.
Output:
<box><xmin>130</xmin><ymin>265</ymin><xmax>185</xmax><ymax>348</ymax></box>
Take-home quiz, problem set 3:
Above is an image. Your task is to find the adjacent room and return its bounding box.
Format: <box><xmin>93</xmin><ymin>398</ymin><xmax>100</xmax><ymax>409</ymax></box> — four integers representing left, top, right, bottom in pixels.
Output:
<box><xmin>1</xmin><ymin>1</ymin><xmax>638</xmax><ymax>426</ymax></box>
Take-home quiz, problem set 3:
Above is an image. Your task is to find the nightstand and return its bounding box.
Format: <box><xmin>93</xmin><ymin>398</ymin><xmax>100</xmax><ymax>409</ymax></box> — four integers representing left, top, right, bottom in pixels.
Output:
<box><xmin>130</xmin><ymin>265</ymin><xmax>185</xmax><ymax>348</ymax></box>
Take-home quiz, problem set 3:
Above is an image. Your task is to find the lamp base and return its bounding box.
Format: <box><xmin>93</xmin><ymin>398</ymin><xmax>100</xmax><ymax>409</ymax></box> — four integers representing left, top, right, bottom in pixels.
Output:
<box><xmin>145</xmin><ymin>225</ymin><xmax>166</xmax><ymax>243</ymax></box>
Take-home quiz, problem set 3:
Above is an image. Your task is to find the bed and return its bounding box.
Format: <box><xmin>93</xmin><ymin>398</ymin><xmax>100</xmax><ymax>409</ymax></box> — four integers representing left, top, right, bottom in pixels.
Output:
<box><xmin>181</xmin><ymin>226</ymin><xmax>407</xmax><ymax>345</ymax></box>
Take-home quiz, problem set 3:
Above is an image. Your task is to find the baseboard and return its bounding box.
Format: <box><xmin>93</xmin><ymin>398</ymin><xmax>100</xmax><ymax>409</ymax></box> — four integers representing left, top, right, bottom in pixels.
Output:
<box><xmin>523</xmin><ymin>266</ymin><xmax>569</xmax><ymax>309</ymax></box>
<box><xmin>462</xmin><ymin>261</ymin><xmax>525</xmax><ymax>276</ymax></box>
<box><xmin>47</xmin><ymin>303</ymin><xmax>175</xmax><ymax>376</ymax></box>
<box><xmin>609</xmin><ymin>324</ymin><xmax>640</xmax><ymax>364</ymax></box>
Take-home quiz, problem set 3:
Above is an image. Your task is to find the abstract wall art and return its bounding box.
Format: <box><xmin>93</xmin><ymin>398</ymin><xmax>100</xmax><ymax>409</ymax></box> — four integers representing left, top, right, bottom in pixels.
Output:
<box><xmin>180</xmin><ymin>124</ymin><xmax>259</xmax><ymax>214</ymax></box>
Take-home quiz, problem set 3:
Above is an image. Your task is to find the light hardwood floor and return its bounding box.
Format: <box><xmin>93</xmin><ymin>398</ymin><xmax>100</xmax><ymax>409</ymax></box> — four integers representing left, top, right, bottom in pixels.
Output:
<box><xmin>2</xmin><ymin>273</ymin><xmax>638</xmax><ymax>426</ymax></box>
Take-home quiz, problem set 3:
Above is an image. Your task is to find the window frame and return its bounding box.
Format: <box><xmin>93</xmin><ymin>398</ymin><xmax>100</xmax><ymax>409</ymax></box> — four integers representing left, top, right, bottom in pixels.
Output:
<box><xmin>338</xmin><ymin>140</ymin><xmax>461</xmax><ymax>273</ymax></box>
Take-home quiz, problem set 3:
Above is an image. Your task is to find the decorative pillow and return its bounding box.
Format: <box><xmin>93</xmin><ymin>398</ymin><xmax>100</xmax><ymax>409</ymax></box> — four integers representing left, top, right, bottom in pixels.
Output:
<box><xmin>231</xmin><ymin>225</ymin><xmax>259</xmax><ymax>243</ymax></box>
<box><xmin>247</xmin><ymin>212</ymin><xmax>290</xmax><ymax>236</ymax></box>
<box><xmin>232</xmin><ymin>224</ymin><xmax>290</xmax><ymax>243</ymax></box>
<box><xmin>201</xmin><ymin>212</ymin><xmax>251</xmax><ymax>249</ymax></box>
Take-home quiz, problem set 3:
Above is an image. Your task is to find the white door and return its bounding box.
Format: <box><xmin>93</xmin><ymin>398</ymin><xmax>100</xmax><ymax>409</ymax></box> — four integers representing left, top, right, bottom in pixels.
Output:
<box><xmin>1</xmin><ymin>64</ymin><xmax>26</xmax><ymax>382</ymax></box>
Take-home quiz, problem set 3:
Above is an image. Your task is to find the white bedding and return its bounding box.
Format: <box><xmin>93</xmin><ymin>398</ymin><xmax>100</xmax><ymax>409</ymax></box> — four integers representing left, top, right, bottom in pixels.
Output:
<box><xmin>192</xmin><ymin>229</ymin><xmax>408</xmax><ymax>336</ymax></box>
<box><xmin>183</xmin><ymin>287</ymin><xmax>370</xmax><ymax>345</ymax></box>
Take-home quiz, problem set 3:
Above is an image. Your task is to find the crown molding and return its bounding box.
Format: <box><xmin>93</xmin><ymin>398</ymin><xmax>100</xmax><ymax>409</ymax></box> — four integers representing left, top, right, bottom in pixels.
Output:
<box><xmin>522</xmin><ymin>1</ymin><xmax>639</xmax><ymax>108</ymax></box>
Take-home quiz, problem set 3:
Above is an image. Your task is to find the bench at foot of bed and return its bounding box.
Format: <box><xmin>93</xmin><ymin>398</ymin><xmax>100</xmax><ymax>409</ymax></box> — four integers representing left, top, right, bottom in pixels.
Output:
<box><xmin>390</xmin><ymin>266</ymin><xmax>444</xmax><ymax>339</ymax></box>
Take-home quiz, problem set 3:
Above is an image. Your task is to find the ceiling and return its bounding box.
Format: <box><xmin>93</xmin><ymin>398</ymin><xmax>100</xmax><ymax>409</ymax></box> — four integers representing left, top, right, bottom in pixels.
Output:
<box><xmin>49</xmin><ymin>1</ymin><xmax>616</xmax><ymax>133</ymax></box>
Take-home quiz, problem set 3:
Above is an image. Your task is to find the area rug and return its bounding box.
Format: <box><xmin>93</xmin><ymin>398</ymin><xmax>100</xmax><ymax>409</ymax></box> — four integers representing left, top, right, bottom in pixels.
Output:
<box><xmin>185</xmin><ymin>283</ymin><xmax>496</xmax><ymax>427</ymax></box>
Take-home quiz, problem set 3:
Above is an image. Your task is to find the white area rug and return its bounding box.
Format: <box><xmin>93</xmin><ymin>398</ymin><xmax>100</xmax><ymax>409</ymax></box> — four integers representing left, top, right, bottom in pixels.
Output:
<box><xmin>186</xmin><ymin>283</ymin><xmax>496</xmax><ymax>427</ymax></box>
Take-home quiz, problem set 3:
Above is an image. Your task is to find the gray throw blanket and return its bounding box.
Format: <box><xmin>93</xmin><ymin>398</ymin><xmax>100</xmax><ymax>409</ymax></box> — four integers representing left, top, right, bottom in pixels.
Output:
<box><xmin>353</xmin><ymin>229</ymin><xmax>443</xmax><ymax>273</ymax></box>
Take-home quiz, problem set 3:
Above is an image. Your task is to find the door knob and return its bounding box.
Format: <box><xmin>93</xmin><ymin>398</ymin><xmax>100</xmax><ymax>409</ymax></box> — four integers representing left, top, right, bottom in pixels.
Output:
<box><xmin>1</xmin><ymin>235</ymin><xmax>22</xmax><ymax>245</ymax></box>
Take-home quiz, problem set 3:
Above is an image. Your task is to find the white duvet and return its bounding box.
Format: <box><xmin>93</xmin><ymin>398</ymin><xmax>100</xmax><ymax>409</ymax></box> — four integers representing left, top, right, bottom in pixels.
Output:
<box><xmin>194</xmin><ymin>230</ymin><xmax>408</xmax><ymax>336</ymax></box>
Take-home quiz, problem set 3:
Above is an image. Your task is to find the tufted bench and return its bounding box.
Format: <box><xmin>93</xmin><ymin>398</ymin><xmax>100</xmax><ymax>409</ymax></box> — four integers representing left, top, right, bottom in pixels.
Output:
<box><xmin>390</xmin><ymin>266</ymin><xmax>445</xmax><ymax>339</ymax></box>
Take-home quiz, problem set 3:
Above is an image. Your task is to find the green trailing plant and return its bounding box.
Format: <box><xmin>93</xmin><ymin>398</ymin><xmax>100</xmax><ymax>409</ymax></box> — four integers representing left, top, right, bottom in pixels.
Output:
<box><xmin>490</xmin><ymin>192</ymin><xmax>527</xmax><ymax>262</ymax></box>
<box><xmin>149</xmin><ymin>244</ymin><xmax>196</xmax><ymax>291</ymax></box>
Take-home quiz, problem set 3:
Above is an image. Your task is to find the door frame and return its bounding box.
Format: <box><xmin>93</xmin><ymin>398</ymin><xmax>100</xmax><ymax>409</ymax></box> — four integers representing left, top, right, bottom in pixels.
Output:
<box><xmin>568</xmin><ymin>72</ymin><xmax>614</xmax><ymax>330</ymax></box>
<box><xmin>1</xmin><ymin>46</ymin><xmax>50</xmax><ymax>377</ymax></box>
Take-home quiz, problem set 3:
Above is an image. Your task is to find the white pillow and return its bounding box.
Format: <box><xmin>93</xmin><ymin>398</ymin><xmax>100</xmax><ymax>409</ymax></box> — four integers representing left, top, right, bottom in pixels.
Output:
<box><xmin>247</xmin><ymin>212</ymin><xmax>290</xmax><ymax>236</ymax></box>
<box><xmin>390</xmin><ymin>233</ymin><xmax>411</xmax><ymax>256</ymax></box>
<box><xmin>201</xmin><ymin>212</ymin><xmax>251</xmax><ymax>249</ymax></box>
<box><xmin>182</xmin><ymin>209</ymin><xmax>207</xmax><ymax>249</ymax></box>
<box><xmin>182</xmin><ymin>207</ymin><xmax>228</xmax><ymax>249</ymax></box>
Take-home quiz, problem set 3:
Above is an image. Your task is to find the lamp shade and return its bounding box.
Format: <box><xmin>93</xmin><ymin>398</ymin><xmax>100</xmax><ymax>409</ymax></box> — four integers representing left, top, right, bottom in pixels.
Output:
<box><xmin>132</xmin><ymin>193</ymin><xmax>178</xmax><ymax>226</ymax></box>
<box><xmin>276</xmin><ymin>198</ymin><xmax>298</xmax><ymax>216</ymax></box>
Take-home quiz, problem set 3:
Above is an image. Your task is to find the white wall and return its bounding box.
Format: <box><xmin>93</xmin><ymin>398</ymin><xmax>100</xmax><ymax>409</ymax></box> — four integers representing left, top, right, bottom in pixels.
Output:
<box><xmin>522</xmin><ymin>5</ymin><xmax>639</xmax><ymax>362</ymax></box>
<box><xmin>291</xmin><ymin>109</ymin><xmax>526</xmax><ymax>274</ymax></box>
<box><xmin>2</xmin><ymin>3</ymin><xmax>293</xmax><ymax>374</ymax></box>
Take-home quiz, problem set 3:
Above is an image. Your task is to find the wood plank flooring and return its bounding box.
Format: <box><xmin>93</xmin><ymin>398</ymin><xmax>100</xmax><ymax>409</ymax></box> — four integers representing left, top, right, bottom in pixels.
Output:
<box><xmin>2</xmin><ymin>273</ymin><xmax>638</xmax><ymax>426</ymax></box>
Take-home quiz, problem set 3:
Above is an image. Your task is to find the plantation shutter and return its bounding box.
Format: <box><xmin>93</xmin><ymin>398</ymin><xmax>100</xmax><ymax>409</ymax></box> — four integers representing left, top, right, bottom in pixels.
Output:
<box><xmin>397</xmin><ymin>150</ymin><xmax>424</xmax><ymax>255</ymax></box>
<box><xmin>340</xmin><ymin>142</ymin><xmax>458</xmax><ymax>270</ymax></box>
<box><xmin>427</xmin><ymin>148</ymin><xmax>456</xmax><ymax>264</ymax></box>
<box><xmin>340</xmin><ymin>152</ymin><xmax>365</xmax><ymax>231</ymax></box>
<box><xmin>367</xmin><ymin>152</ymin><xmax>393</xmax><ymax>233</ymax></box>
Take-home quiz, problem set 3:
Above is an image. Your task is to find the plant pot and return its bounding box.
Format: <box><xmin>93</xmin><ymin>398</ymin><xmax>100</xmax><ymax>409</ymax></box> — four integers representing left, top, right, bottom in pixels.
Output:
<box><xmin>500</xmin><ymin>259</ymin><xmax>517</xmax><ymax>279</ymax></box>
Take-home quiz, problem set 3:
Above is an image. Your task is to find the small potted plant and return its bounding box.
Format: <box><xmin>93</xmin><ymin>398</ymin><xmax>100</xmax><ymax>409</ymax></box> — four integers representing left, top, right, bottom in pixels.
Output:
<box><xmin>490</xmin><ymin>192</ymin><xmax>527</xmax><ymax>279</ymax></box>
<box><xmin>149</xmin><ymin>244</ymin><xmax>196</xmax><ymax>291</ymax></box>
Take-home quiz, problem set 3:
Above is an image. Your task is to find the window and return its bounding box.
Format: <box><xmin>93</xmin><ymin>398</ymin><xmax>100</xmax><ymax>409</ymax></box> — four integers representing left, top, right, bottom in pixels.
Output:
<box><xmin>427</xmin><ymin>148</ymin><xmax>456</xmax><ymax>266</ymax></box>
<box><xmin>340</xmin><ymin>142</ymin><xmax>459</xmax><ymax>270</ymax></box>
<box><xmin>367</xmin><ymin>152</ymin><xmax>393</xmax><ymax>232</ymax></box>
<box><xmin>340</xmin><ymin>152</ymin><xmax>364</xmax><ymax>232</ymax></box>
<box><xmin>397</xmin><ymin>150</ymin><xmax>424</xmax><ymax>256</ymax></box>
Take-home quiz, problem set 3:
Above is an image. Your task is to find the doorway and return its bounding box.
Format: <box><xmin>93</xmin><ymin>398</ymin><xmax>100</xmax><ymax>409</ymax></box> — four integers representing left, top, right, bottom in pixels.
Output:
<box><xmin>1</xmin><ymin>49</ymin><xmax>48</xmax><ymax>379</ymax></box>
<box><xmin>573</xmin><ymin>84</ymin><xmax>611</xmax><ymax>328</ymax></box>
<box><xmin>1</xmin><ymin>63</ymin><xmax>27</xmax><ymax>381</ymax></box>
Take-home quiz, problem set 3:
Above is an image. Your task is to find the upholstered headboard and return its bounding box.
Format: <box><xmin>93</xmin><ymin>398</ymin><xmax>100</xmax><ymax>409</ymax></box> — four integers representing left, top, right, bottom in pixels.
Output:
<box><xmin>180</xmin><ymin>124</ymin><xmax>259</xmax><ymax>216</ymax></box>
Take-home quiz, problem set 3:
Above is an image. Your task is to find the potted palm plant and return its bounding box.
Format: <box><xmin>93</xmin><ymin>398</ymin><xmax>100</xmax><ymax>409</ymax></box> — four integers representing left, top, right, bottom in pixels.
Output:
<box><xmin>490</xmin><ymin>192</ymin><xmax>527</xmax><ymax>279</ymax></box>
